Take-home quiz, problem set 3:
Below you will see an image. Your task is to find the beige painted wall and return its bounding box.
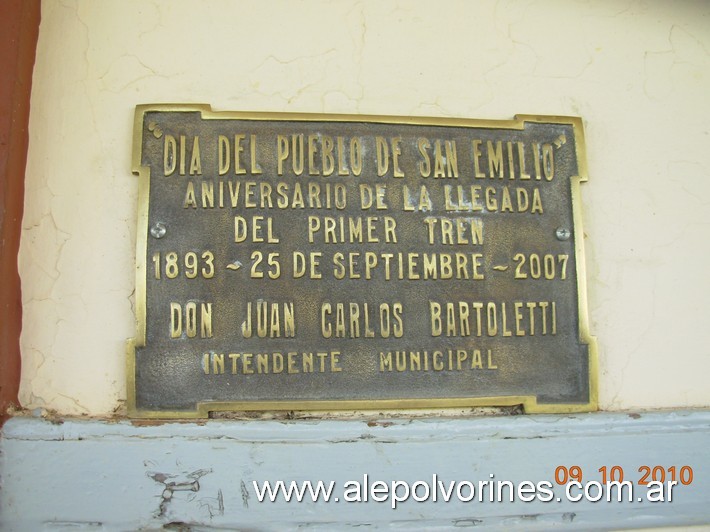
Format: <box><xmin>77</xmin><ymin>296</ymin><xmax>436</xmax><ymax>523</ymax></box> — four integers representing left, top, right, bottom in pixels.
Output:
<box><xmin>19</xmin><ymin>0</ymin><xmax>710</xmax><ymax>415</ymax></box>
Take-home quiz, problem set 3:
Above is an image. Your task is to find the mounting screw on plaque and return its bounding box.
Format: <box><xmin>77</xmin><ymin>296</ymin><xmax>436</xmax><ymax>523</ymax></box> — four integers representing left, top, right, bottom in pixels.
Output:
<box><xmin>150</xmin><ymin>222</ymin><xmax>167</xmax><ymax>239</ymax></box>
<box><xmin>556</xmin><ymin>227</ymin><xmax>571</xmax><ymax>241</ymax></box>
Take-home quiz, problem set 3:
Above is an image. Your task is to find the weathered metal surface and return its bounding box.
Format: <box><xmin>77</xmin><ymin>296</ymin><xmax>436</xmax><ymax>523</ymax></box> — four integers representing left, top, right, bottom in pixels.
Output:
<box><xmin>128</xmin><ymin>105</ymin><xmax>596</xmax><ymax>416</ymax></box>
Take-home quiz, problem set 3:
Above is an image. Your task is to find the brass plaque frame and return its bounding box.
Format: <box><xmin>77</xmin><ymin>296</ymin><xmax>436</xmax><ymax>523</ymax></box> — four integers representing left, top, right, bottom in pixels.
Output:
<box><xmin>128</xmin><ymin>104</ymin><xmax>597</xmax><ymax>418</ymax></box>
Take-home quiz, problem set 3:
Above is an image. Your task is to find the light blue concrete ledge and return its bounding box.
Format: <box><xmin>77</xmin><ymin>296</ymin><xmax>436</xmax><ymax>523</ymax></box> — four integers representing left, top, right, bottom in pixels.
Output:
<box><xmin>1</xmin><ymin>410</ymin><xmax>709</xmax><ymax>530</ymax></box>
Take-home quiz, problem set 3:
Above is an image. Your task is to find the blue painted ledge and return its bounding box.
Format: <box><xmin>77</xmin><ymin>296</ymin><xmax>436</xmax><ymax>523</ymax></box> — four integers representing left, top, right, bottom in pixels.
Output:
<box><xmin>1</xmin><ymin>410</ymin><xmax>709</xmax><ymax>530</ymax></box>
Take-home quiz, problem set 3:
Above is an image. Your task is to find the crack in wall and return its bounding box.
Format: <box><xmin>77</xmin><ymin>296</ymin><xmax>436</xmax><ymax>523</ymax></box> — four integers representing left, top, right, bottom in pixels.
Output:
<box><xmin>644</xmin><ymin>24</ymin><xmax>710</xmax><ymax>100</ymax></box>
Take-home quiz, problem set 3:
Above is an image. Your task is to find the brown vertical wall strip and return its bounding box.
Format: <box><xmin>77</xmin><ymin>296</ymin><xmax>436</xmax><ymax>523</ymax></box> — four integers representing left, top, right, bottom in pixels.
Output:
<box><xmin>0</xmin><ymin>0</ymin><xmax>41</xmax><ymax>424</ymax></box>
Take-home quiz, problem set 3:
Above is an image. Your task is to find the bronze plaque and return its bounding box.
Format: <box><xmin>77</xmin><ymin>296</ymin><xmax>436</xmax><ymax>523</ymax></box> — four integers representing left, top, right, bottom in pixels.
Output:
<box><xmin>128</xmin><ymin>105</ymin><xmax>597</xmax><ymax>417</ymax></box>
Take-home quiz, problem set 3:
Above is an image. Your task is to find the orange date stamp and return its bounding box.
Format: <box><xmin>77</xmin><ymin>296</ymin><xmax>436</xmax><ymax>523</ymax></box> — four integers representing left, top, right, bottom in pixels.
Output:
<box><xmin>554</xmin><ymin>465</ymin><xmax>694</xmax><ymax>486</ymax></box>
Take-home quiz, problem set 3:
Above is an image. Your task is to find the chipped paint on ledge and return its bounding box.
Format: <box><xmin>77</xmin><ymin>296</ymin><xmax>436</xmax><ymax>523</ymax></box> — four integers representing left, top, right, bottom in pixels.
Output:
<box><xmin>1</xmin><ymin>410</ymin><xmax>709</xmax><ymax>529</ymax></box>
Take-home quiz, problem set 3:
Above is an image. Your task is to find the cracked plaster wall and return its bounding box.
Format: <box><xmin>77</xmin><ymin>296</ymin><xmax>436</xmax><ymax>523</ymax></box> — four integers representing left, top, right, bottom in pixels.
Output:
<box><xmin>17</xmin><ymin>0</ymin><xmax>710</xmax><ymax>415</ymax></box>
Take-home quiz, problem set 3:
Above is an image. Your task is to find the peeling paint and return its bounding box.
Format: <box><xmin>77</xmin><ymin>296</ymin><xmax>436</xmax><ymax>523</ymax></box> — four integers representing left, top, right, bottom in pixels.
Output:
<box><xmin>1</xmin><ymin>414</ymin><xmax>709</xmax><ymax>529</ymax></box>
<box><xmin>240</xmin><ymin>480</ymin><xmax>250</xmax><ymax>508</ymax></box>
<box><xmin>148</xmin><ymin>468</ymin><xmax>215</xmax><ymax>518</ymax></box>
